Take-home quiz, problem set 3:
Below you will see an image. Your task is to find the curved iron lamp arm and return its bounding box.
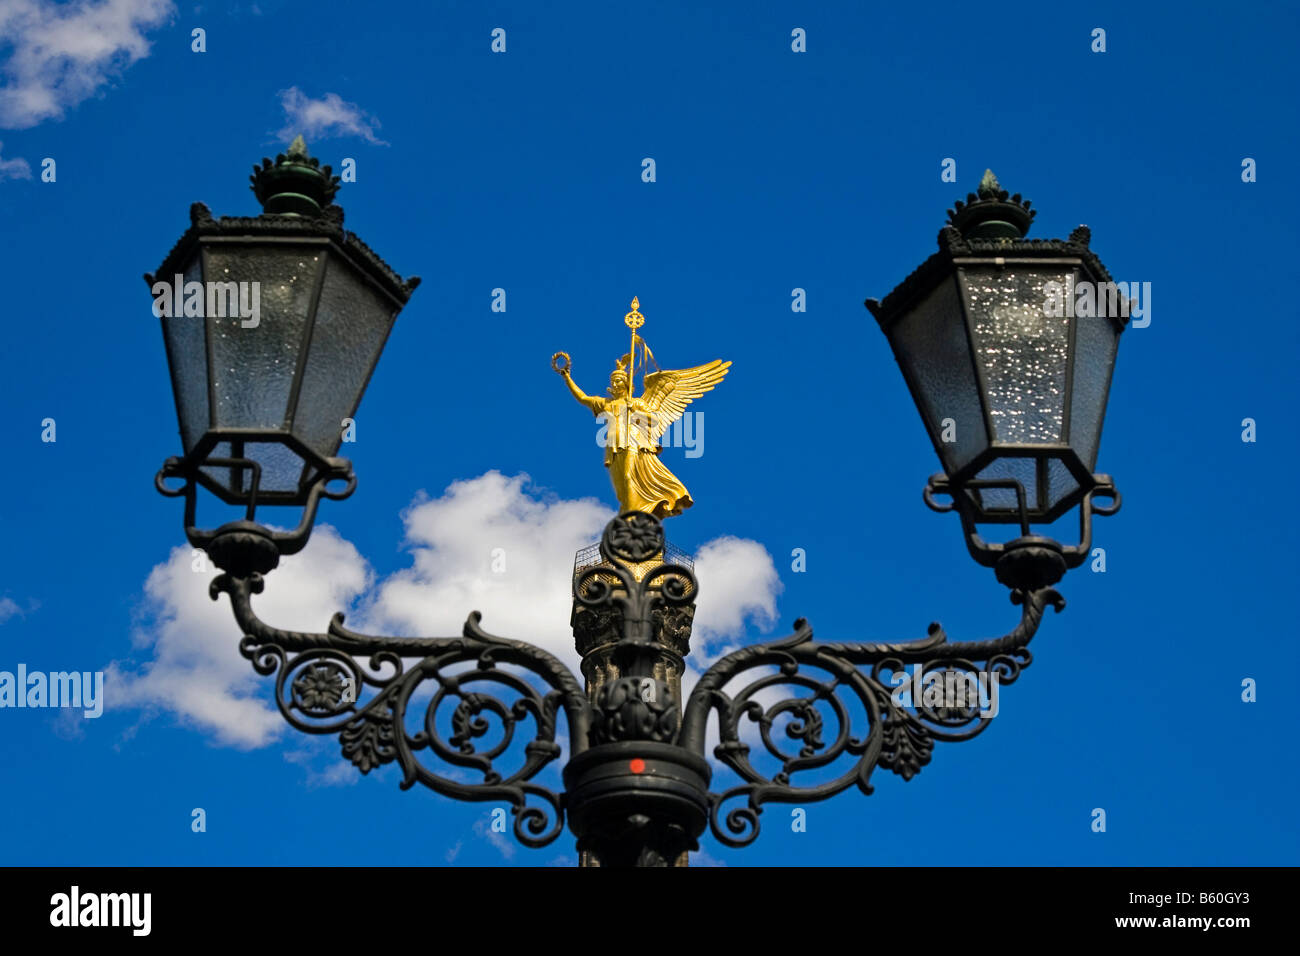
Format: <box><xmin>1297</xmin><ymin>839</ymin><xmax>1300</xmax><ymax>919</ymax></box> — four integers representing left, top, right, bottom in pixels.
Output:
<box><xmin>208</xmin><ymin>564</ymin><xmax>591</xmax><ymax>850</ymax></box>
<box><xmin>680</xmin><ymin>585</ymin><xmax>1064</xmax><ymax>849</ymax></box>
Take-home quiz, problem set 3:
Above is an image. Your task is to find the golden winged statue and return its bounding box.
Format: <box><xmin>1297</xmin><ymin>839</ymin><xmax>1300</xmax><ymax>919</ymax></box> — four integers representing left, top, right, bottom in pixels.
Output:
<box><xmin>553</xmin><ymin>297</ymin><xmax>730</xmax><ymax>519</ymax></box>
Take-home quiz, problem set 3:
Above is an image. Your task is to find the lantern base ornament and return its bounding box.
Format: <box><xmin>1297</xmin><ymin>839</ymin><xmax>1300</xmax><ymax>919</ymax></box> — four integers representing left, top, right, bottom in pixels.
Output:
<box><xmin>993</xmin><ymin>538</ymin><xmax>1068</xmax><ymax>591</ymax></box>
<box><xmin>156</xmin><ymin>454</ymin><xmax>356</xmax><ymax>558</ymax></box>
<box><xmin>924</xmin><ymin>471</ymin><xmax>1121</xmax><ymax>576</ymax></box>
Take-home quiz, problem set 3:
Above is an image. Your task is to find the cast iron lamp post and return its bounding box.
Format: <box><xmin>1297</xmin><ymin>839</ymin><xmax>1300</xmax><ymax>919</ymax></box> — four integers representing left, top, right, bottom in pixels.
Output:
<box><xmin>151</xmin><ymin>146</ymin><xmax>1126</xmax><ymax>866</ymax></box>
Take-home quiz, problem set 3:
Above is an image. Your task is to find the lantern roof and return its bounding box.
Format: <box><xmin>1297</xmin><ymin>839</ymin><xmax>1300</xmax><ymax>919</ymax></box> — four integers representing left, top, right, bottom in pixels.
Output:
<box><xmin>144</xmin><ymin>137</ymin><xmax>420</xmax><ymax>306</ymax></box>
<box><xmin>866</xmin><ymin>172</ymin><xmax>1121</xmax><ymax>332</ymax></box>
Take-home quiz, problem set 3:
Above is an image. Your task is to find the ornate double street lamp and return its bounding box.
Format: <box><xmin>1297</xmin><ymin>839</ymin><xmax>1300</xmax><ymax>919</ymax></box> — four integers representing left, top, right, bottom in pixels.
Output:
<box><xmin>150</xmin><ymin>145</ymin><xmax>1127</xmax><ymax>867</ymax></box>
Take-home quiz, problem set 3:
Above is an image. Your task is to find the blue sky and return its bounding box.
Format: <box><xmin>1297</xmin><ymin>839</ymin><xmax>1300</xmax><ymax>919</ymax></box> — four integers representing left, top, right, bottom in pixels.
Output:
<box><xmin>0</xmin><ymin>0</ymin><xmax>1296</xmax><ymax>866</ymax></box>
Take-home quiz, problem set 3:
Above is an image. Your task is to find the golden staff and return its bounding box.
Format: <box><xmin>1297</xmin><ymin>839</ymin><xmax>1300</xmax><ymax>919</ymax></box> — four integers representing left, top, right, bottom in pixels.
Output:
<box><xmin>624</xmin><ymin>296</ymin><xmax>644</xmax><ymax>400</ymax></box>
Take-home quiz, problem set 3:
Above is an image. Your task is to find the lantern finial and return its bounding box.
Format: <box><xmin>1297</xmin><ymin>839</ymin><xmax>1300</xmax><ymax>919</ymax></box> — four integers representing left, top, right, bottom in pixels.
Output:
<box><xmin>977</xmin><ymin>168</ymin><xmax>1001</xmax><ymax>198</ymax></box>
<box><xmin>249</xmin><ymin>135</ymin><xmax>340</xmax><ymax>216</ymax></box>
<box><xmin>947</xmin><ymin>169</ymin><xmax>1036</xmax><ymax>239</ymax></box>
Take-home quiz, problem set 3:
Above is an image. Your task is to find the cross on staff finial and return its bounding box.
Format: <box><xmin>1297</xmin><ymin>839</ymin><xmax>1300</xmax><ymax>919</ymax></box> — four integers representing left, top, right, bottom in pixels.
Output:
<box><xmin>624</xmin><ymin>296</ymin><xmax>644</xmax><ymax>330</ymax></box>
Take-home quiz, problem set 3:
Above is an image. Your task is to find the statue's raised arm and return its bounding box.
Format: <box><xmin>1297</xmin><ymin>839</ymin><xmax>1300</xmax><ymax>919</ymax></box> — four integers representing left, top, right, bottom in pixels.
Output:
<box><xmin>552</xmin><ymin>352</ymin><xmax>605</xmax><ymax>415</ymax></box>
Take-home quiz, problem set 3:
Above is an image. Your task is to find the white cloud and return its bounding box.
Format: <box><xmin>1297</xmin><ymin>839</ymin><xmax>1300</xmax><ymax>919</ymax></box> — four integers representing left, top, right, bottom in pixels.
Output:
<box><xmin>680</xmin><ymin>540</ymin><xmax>786</xmax><ymax>763</ymax></box>
<box><xmin>0</xmin><ymin>0</ymin><xmax>174</xmax><ymax>129</ymax></box>
<box><xmin>121</xmin><ymin>472</ymin><xmax>784</xmax><ymax>752</ymax></box>
<box><xmin>363</xmin><ymin>471</ymin><xmax>611</xmax><ymax>677</ymax></box>
<box><xmin>0</xmin><ymin>142</ymin><xmax>31</xmax><ymax>179</ymax></box>
<box><xmin>276</xmin><ymin>86</ymin><xmax>386</xmax><ymax>145</ymax></box>
<box><xmin>0</xmin><ymin>596</ymin><xmax>22</xmax><ymax>623</ymax></box>
<box><xmin>690</xmin><ymin>536</ymin><xmax>781</xmax><ymax>648</ymax></box>
<box><xmin>283</xmin><ymin>742</ymin><xmax>361</xmax><ymax>789</ymax></box>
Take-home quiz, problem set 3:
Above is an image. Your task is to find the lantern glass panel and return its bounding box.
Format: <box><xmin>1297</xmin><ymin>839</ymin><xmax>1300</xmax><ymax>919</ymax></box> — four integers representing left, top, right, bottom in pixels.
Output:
<box><xmin>970</xmin><ymin>455</ymin><xmax>1083</xmax><ymax>519</ymax></box>
<box><xmin>199</xmin><ymin>439</ymin><xmax>233</xmax><ymax>496</ymax></box>
<box><xmin>1068</xmin><ymin>307</ymin><xmax>1120</xmax><ymax>471</ymax></box>
<box><xmin>244</xmin><ymin>440</ymin><xmax>311</xmax><ymax>495</ymax></box>
<box><xmin>158</xmin><ymin>254</ymin><xmax>211</xmax><ymax>454</ymax></box>
<box><xmin>971</xmin><ymin>456</ymin><xmax>1037</xmax><ymax>514</ymax></box>
<box><xmin>1045</xmin><ymin>457</ymin><xmax>1080</xmax><ymax>511</ymax></box>
<box><xmin>197</xmin><ymin>439</ymin><xmax>309</xmax><ymax>498</ymax></box>
<box><xmin>961</xmin><ymin>268</ymin><xmax>1073</xmax><ymax>445</ymax></box>
<box><xmin>291</xmin><ymin>254</ymin><xmax>397</xmax><ymax>457</ymax></box>
<box><xmin>202</xmin><ymin>245</ymin><xmax>324</xmax><ymax>429</ymax></box>
<box><xmin>889</xmin><ymin>276</ymin><xmax>988</xmax><ymax>473</ymax></box>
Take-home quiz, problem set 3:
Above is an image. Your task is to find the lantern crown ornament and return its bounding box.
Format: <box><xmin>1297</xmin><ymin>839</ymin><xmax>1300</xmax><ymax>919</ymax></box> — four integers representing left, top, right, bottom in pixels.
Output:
<box><xmin>947</xmin><ymin>169</ymin><xmax>1036</xmax><ymax>239</ymax></box>
<box><xmin>149</xmin><ymin>137</ymin><xmax>420</xmax><ymax>560</ymax></box>
<box><xmin>249</xmin><ymin>134</ymin><xmax>341</xmax><ymax>216</ymax></box>
<box><xmin>865</xmin><ymin>171</ymin><xmax>1125</xmax><ymax>584</ymax></box>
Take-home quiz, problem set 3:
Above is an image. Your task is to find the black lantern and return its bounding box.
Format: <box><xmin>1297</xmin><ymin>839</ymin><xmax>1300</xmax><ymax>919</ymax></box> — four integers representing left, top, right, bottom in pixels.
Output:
<box><xmin>867</xmin><ymin>170</ymin><xmax>1124</xmax><ymax>579</ymax></box>
<box><xmin>147</xmin><ymin>136</ymin><xmax>420</xmax><ymax>518</ymax></box>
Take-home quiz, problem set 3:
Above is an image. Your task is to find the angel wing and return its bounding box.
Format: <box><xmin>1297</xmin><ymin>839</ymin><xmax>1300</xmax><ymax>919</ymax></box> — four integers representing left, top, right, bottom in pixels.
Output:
<box><xmin>642</xmin><ymin>359</ymin><xmax>731</xmax><ymax>444</ymax></box>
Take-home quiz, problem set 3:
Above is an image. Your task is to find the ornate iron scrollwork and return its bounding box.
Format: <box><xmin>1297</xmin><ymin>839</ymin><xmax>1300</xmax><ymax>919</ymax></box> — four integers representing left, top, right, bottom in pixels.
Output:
<box><xmin>175</xmin><ymin>482</ymin><xmax>1075</xmax><ymax>861</ymax></box>
<box><xmin>209</xmin><ymin>567</ymin><xmax>591</xmax><ymax>849</ymax></box>
<box><xmin>680</xmin><ymin>585</ymin><xmax>1065</xmax><ymax>848</ymax></box>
